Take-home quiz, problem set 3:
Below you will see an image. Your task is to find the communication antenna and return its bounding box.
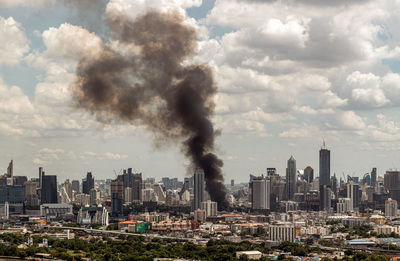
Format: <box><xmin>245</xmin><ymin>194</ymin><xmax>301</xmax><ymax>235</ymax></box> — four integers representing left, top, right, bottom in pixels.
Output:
<box><xmin>322</xmin><ymin>138</ymin><xmax>326</xmax><ymax>149</ymax></box>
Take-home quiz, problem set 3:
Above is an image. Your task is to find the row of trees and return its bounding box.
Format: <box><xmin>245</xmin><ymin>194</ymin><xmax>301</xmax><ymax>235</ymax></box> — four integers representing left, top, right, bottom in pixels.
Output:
<box><xmin>0</xmin><ymin>232</ymin><xmax>392</xmax><ymax>261</ymax></box>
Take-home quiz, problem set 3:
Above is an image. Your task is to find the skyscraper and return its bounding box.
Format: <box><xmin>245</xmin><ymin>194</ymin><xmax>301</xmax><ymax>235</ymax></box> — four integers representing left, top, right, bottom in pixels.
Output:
<box><xmin>41</xmin><ymin>175</ymin><xmax>58</xmax><ymax>204</ymax></box>
<box><xmin>111</xmin><ymin>179</ymin><xmax>123</xmax><ymax>216</ymax></box>
<box><xmin>286</xmin><ymin>156</ymin><xmax>296</xmax><ymax>200</ymax></box>
<box><xmin>371</xmin><ymin>167</ymin><xmax>377</xmax><ymax>188</ymax></box>
<box><xmin>384</xmin><ymin>171</ymin><xmax>400</xmax><ymax>202</ymax></box>
<box><xmin>319</xmin><ymin>142</ymin><xmax>331</xmax><ymax>210</ymax></box>
<box><xmin>319</xmin><ymin>142</ymin><xmax>331</xmax><ymax>187</ymax></box>
<box><xmin>250</xmin><ymin>175</ymin><xmax>270</xmax><ymax>210</ymax></box>
<box><xmin>193</xmin><ymin>168</ymin><xmax>205</xmax><ymax>210</ymax></box>
<box><xmin>82</xmin><ymin>172</ymin><xmax>94</xmax><ymax>195</ymax></box>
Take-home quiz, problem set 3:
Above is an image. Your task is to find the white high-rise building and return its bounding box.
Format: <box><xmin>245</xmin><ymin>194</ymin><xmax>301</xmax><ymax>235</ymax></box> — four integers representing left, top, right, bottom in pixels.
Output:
<box><xmin>385</xmin><ymin>198</ymin><xmax>398</xmax><ymax>218</ymax></box>
<box><xmin>337</xmin><ymin>197</ymin><xmax>353</xmax><ymax>213</ymax></box>
<box><xmin>251</xmin><ymin>176</ymin><xmax>271</xmax><ymax>210</ymax></box>
<box><xmin>200</xmin><ymin>200</ymin><xmax>218</xmax><ymax>217</ymax></box>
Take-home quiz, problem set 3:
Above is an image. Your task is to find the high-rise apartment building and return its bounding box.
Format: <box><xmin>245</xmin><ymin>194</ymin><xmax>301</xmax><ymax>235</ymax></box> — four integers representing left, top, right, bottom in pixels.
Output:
<box><xmin>193</xmin><ymin>168</ymin><xmax>205</xmax><ymax>210</ymax></box>
<box><xmin>286</xmin><ymin>156</ymin><xmax>296</xmax><ymax>200</ymax></box>
<box><xmin>250</xmin><ymin>176</ymin><xmax>270</xmax><ymax>210</ymax></box>
<box><xmin>200</xmin><ymin>200</ymin><xmax>218</xmax><ymax>217</ymax></box>
<box><xmin>385</xmin><ymin>198</ymin><xmax>398</xmax><ymax>218</ymax></box>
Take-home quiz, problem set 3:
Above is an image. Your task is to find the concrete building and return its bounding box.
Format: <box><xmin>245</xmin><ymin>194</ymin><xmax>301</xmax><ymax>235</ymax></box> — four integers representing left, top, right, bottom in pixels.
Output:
<box><xmin>75</xmin><ymin>194</ymin><xmax>90</xmax><ymax>206</ymax></box>
<box><xmin>82</xmin><ymin>172</ymin><xmax>94</xmax><ymax>195</ymax></box>
<box><xmin>77</xmin><ymin>206</ymin><xmax>109</xmax><ymax>226</ymax></box>
<box><xmin>320</xmin><ymin>185</ymin><xmax>332</xmax><ymax>211</ymax></box>
<box><xmin>269</xmin><ymin>224</ymin><xmax>296</xmax><ymax>242</ymax></box>
<box><xmin>40</xmin><ymin>203</ymin><xmax>72</xmax><ymax>217</ymax></box>
<box><xmin>194</xmin><ymin>208</ymin><xmax>206</xmax><ymax>223</ymax></box>
<box><xmin>337</xmin><ymin>197</ymin><xmax>353</xmax><ymax>213</ymax></box>
<box><xmin>200</xmin><ymin>200</ymin><xmax>218</xmax><ymax>217</ymax></box>
<box><xmin>250</xmin><ymin>175</ymin><xmax>270</xmax><ymax>210</ymax></box>
<box><xmin>0</xmin><ymin>202</ymin><xmax>9</xmax><ymax>220</ymax></box>
<box><xmin>286</xmin><ymin>156</ymin><xmax>297</xmax><ymax>200</ymax></box>
<box><xmin>347</xmin><ymin>182</ymin><xmax>361</xmax><ymax>210</ymax></box>
<box><xmin>385</xmin><ymin>198</ymin><xmax>398</xmax><ymax>218</ymax></box>
<box><xmin>124</xmin><ymin>187</ymin><xmax>132</xmax><ymax>203</ymax></box>
<box><xmin>193</xmin><ymin>168</ymin><xmax>205</xmax><ymax>210</ymax></box>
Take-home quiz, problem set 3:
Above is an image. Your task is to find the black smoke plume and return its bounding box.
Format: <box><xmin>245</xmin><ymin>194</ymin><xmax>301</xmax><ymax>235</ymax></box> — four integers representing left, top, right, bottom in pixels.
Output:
<box><xmin>73</xmin><ymin>11</ymin><xmax>229</xmax><ymax>209</ymax></box>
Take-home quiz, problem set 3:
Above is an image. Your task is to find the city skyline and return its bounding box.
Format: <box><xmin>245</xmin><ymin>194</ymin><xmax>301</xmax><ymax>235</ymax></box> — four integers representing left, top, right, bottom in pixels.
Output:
<box><xmin>1</xmin><ymin>1</ymin><xmax>400</xmax><ymax>183</ymax></box>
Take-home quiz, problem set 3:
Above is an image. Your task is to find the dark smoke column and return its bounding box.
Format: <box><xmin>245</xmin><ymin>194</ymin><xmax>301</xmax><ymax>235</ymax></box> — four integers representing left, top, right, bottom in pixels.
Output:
<box><xmin>73</xmin><ymin>11</ymin><xmax>229</xmax><ymax>210</ymax></box>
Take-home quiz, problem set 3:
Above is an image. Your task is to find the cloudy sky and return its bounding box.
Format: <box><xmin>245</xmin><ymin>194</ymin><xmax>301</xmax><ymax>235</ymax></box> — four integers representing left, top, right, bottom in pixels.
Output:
<box><xmin>0</xmin><ymin>0</ymin><xmax>400</xmax><ymax>183</ymax></box>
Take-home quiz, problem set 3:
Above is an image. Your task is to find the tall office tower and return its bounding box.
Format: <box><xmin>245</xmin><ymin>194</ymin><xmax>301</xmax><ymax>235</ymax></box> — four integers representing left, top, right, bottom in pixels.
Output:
<box><xmin>193</xmin><ymin>168</ymin><xmax>205</xmax><ymax>210</ymax></box>
<box><xmin>286</xmin><ymin>156</ymin><xmax>297</xmax><ymax>200</ymax></box>
<box><xmin>64</xmin><ymin>179</ymin><xmax>73</xmax><ymax>200</ymax></box>
<box><xmin>319</xmin><ymin>142</ymin><xmax>330</xmax><ymax>210</ymax></box>
<box><xmin>250</xmin><ymin>176</ymin><xmax>270</xmax><ymax>210</ymax></box>
<box><xmin>384</xmin><ymin>171</ymin><xmax>400</xmax><ymax>202</ymax></box>
<box><xmin>71</xmin><ymin>180</ymin><xmax>80</xmax><ymax>193</ymax></box>
<box><xmin>304</xmin><ymin>166</ymin><xmax>314</xmax><ymax>183</ymax></box>
<box><xmin>231</xmin><ymin>179</ymin><xmax>234</xmax><ymax>187</ymax></box>
<box><xmin>347</xmin><ymin>182</ymin><xmax>361</xmax><ymax>210</ymax></box>
<box><xmin>319</xmin><ymin>142</ymin><xmax>331</xmax><ymax>187</ymax></box>
<box><xmin>82</xmin><ymin>172</ymin><xmax>94</xmax><ymax>194</ymax></box>
<box><xmin>200</xmin><ymin>200</ymin><xmax>218</xmax><ymax>217</ymax></box>
<box><xmin>111</xmin><ymin>179</ymin><xmax>123</xmax><ymax>216</ymax></box>
<box><xmin>41</xmin><ymin>175</ymin><xmax>58</xmax><ymax>204</ymax></box>
<box><xmin>320</xmin><ymin>185</ymin><xmax>332</xmax><ymax>211</ymax></box>
<box><xmin>371</xmin><ymin>167</ymin><xmax>377</xmax><ymax>188</ymax></box>
<box><xmin>385</xmin><ymin>198</ymin><xmax>398</xmax><ymax>218</ymax></box>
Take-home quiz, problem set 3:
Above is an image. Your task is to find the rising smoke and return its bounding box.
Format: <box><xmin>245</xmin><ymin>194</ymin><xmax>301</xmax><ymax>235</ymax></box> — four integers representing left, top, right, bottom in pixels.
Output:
<box><xmin>73</xmin><ymin>11</ymin><xmax>229</xmax><ymax>209</ymax></box>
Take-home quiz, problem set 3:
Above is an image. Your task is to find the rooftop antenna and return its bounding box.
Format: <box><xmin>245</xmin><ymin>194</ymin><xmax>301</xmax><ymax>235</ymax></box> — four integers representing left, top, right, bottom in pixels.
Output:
<box><xmin>322</xmin><ymin>138</ymin><xmax>326</xmax><ymax>149</ymax></box>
